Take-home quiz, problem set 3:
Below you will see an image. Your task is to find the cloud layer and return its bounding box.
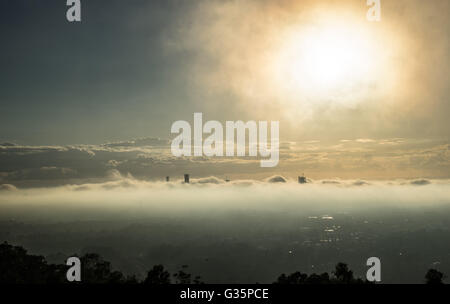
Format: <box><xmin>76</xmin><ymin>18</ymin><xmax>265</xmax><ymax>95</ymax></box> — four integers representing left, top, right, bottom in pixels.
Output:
<box><xmin>1</xmin><ymin>174</ymin><xmax>449</xmax><ymax>226</ymax></box>
<box><xmin>1</xmin><ymin>137</ymin><xmax>448</xmax><ymax>187</ymax></box>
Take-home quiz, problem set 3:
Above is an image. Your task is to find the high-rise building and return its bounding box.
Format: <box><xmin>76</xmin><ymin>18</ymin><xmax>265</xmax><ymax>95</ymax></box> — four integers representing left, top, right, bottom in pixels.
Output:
<box><xmin>298</xmin><ymin>174</ymin><xmax>307</xmax><ymax>184</ymax></box>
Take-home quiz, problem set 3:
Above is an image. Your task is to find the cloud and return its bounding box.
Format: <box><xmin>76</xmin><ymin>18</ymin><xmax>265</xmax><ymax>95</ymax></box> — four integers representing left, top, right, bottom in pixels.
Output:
<box><xmin>192</xmin><ymin>176</ymin><xmax>225</xmax><ymax>184</ymax></box>
<box><xmin>321</xmin><ymin>180</ymin><xmax>341</xmax><ymax>185</ymax></box>
<box><xmin>352</xmin><ymin>180</ymin><xmax>370</xmax><ymax>186</ymax></box>
<box><xmin>355</xmin><ymin>139</ymin><xmax>376</xmax><ymax>143</ymax></box>
<box><xmin>102</xmin><ymin>137</ymin><xmax>171</xmax><ymax>148</ymax></box>
<box><xmin>161</xmin><ymin>0</ymin><xmax>450</xmax><ymax>144</ymax></box>
<box><xmin>0</xmin><ymin>177</ymin><xmax>449</xmax><ymax>226</ymax></box>
<box><xmin>410</xmin><ymin>179</ymin><xmax>431</xmax><ymax>186</ymax></box>
<box><xmin>266</xmin><ymin>175</ymin><xmax>287</xmax><ymax>183</ymax></box>
<box><xmin>0</xmin><ymin>142</ymin><xmax>16</xmax><ymax>147</ymax></box>
<box><xmin>0</xmin><ymin>184</ymin><xmax>17</xmax><ymax>191</ymax></box>
<box><xmin>0</xmin><ymin>138</ymin><xmax>448</xmax><ymax>187</ymax></box>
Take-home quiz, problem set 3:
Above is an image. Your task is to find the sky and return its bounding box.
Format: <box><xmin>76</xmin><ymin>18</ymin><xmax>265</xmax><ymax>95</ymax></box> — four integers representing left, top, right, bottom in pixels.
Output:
<box><xmin>0</xmin><ymin>0</ymin><xmax>449</xmax><ymax>182</ymax></box>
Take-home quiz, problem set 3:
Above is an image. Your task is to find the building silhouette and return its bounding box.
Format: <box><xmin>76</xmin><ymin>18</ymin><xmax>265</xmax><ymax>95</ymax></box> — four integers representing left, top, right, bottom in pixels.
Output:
<box><xmin>298</xmin><ymin>174</ymin><xmax>307</xmax><ymax>184</ymax></box>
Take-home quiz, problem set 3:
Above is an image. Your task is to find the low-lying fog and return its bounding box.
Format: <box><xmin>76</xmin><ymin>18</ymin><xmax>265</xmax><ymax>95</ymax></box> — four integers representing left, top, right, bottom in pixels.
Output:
<box><xmin>1</xmin><ymin>176</ymin><xmax>449</xmax><ymax>283</ymax></box>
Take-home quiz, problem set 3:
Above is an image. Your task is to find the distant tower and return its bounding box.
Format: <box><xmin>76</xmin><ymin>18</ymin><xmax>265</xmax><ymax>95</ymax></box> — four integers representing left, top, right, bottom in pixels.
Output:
<box><xmin>184</xmin><ymin>174</ymin><xmax>190</xmax><ymax>183</ymax></box>
<box><xmin>166</xmin><ymin>176</ymin><xmax>170</xmax><ymax>182</ymax></box>
<box><xmin>298</xmin><ymin>173</ymin><xmax>307</xmax><ymax>184</ymax></box>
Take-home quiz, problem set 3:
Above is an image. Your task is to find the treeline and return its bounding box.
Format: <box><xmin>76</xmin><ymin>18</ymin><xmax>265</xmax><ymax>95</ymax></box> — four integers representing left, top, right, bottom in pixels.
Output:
<box><xmin>0</xmin><ymin>242</ymin><xmax>202</xmax><ymax>284</ymax></box>
<box><xmin>0</xmin><ymin>242</ymin><xmax>446</xmax><ymax>284</ymax></box>
<box><xmin>274</xmin><ymin>262</ymin><xmax>370</xmax><ymax>284</ymax></box>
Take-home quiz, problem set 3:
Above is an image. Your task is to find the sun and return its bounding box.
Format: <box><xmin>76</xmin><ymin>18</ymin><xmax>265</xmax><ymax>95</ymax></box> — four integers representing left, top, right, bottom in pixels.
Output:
<box><xmin>296</xmin><ymin>27</ymin><xmax>370</xmax><ymax>88</ymax></box>
<box><xmin>274</xmin><ymin>20</ymin><xmax>384</xmax><ymax>107</ymax></box>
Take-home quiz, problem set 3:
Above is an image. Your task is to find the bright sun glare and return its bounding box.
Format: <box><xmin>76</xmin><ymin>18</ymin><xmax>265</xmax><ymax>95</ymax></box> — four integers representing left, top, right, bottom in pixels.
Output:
<box><xmin>298</xmin><ymin>27</ymin><xmax>371</xmax><ymax>87</ymax></box>
<box><xmin>275</xmin><ymin>20</ymin><xmax>385</xmax><ymax>106</ymax></box>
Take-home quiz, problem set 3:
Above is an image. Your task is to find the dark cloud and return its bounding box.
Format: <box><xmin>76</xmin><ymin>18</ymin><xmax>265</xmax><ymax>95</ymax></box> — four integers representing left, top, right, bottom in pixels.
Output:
<box><xmin>353</xmin><ymin>180</ymin><xmax>370</xmax><ymax>186</ymax></box>
<box><xmin>322</xmin><ymin>180</ymin><xmax>341</xmax><ymax>185</ymax></box>
<box><xmin>410</xmin><ymin>179</ymin><xmax>431</xmax><ymax>186</ymax></box>
<box><xmin>266</xmin><ymin>175</ymin><xmax>287</xmax><ymax>183</ymax></box>
<box><xmin>102</xmin><ymin>137</ymin><xmax>171</xmax><ymax>148</ymax></box>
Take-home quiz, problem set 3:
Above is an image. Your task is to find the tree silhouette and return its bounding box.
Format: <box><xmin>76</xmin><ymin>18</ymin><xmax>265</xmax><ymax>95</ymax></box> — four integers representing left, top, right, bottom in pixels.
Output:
<box><xmin>274</xmin><ymin>263</ymin><xmax>368</xmax><ymax>284</ymax></box>
<box><xmin>2</xmin><ymin>241</ymin><xmax>446</xmax><ymax>285</ymax></box>
<box><xmin>333</xmin><ymin>262</ymin><xmax>354</xmax><ymax>283</ymax></box>
<box><xmin>172</xmin><ymin>265</ymin><xmax>204</xmax><ymax>284</ymax></box>
<box><xmin>274</xmin><ymin>271</ymin><xmax>308</xmax><ymax>284</ymax></box>
<box><xmin>0</xmin><ymin>242</ymin><xmax>136</xmax><ymax>284</ymax></box>
<box><xmin>78</xmin><ymin>253</ymin><xmax>133</xmax><ymax>284</ymax></box>
<box><xmin>143</xmin><ymin>264</ymin><xmax>171</xmax><ymax>284</ymax></box>
<box><xmin>306</xmin><ymin>272</ymin><xmax>330</xmax><ymax>284</ymax></box>
<box><xmin>0</xmin><ymin>241</ymin><xmax>65</xmax><ymax>284</ymax></box>
<box><xmin>142</xmin><ymin>264</ymin><xmax>204</xmax><ymax>284</ymax></box>
<box><xmin>173</xmin><ymin>265</ymin><xmax>192</xmax><ymax>284</ymax></box>
<box><xmin>425</xmin><ymin>269</ymin><xmax>445</xmax><ymax>284</ymax></box>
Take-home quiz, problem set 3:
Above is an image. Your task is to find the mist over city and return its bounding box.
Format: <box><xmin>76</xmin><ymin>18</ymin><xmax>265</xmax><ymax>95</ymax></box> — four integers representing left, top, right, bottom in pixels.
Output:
<box><xmin>0</xmin><ymin>0</ymin><xmax>449</xmax><ymax>288</ymax></box>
